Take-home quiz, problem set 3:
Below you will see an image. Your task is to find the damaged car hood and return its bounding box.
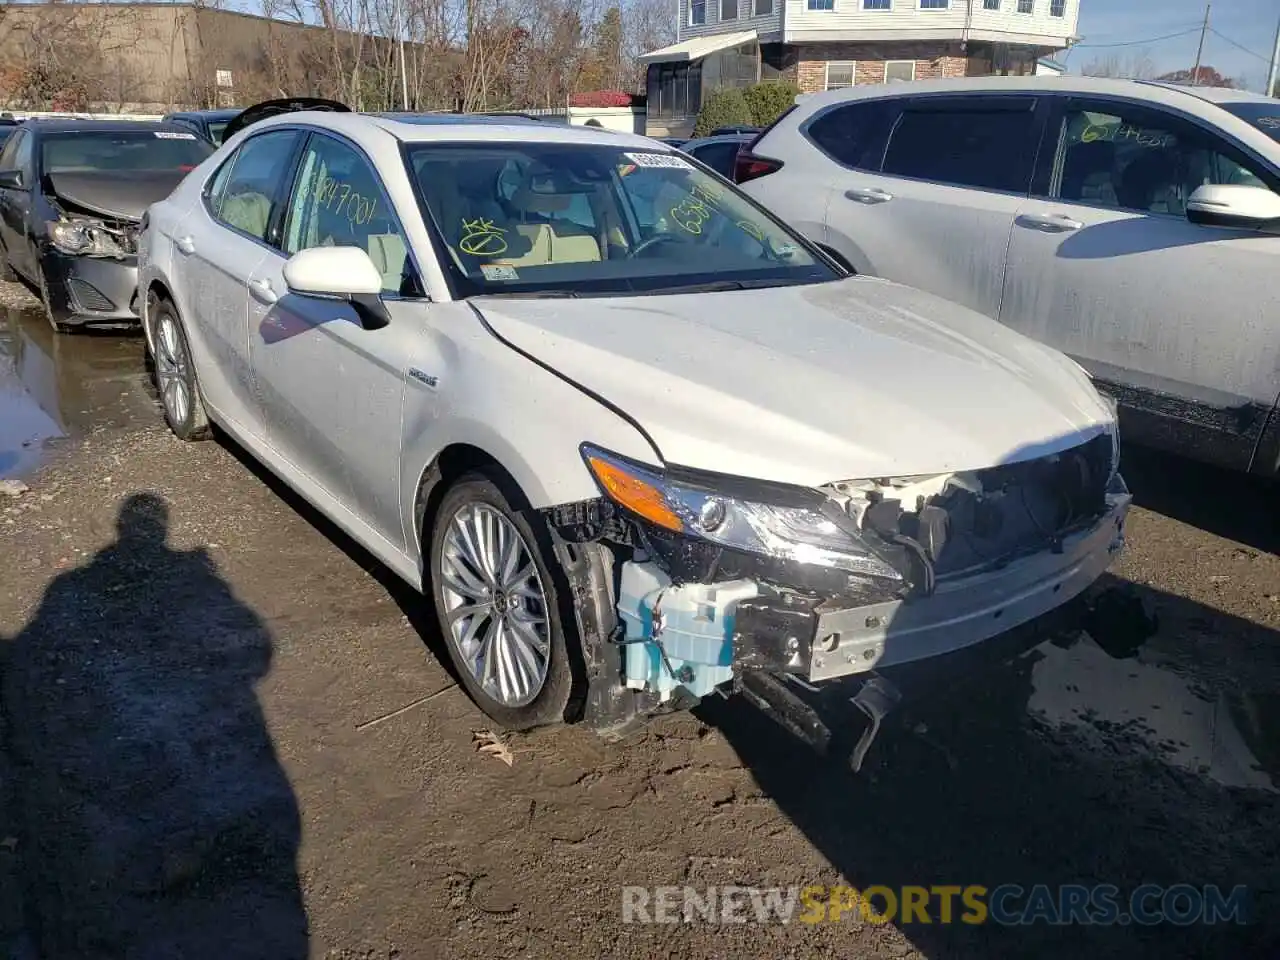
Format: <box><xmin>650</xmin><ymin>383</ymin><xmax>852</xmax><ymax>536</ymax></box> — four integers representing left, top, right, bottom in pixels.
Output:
<box><xmin>475</xmin><ymin>276</ymin><xmax>1116</xmax><ymax>486</ymax></box>
<box><xmin>47</xmin><ymin>171</ymin><xmax>189</xmax><ymax>222</ymax></box>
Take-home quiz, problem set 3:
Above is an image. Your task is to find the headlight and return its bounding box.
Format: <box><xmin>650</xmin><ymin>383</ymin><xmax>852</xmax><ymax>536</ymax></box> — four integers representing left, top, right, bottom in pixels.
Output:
<box><xmin>581</xmin><ymin>444</ymin><xmax>902</xmax><ymax>581</ymax></box>
<box><xmin>47</xmin><ymin>219</ymin><xmax>128</xmax><ymax>259</ymax></box>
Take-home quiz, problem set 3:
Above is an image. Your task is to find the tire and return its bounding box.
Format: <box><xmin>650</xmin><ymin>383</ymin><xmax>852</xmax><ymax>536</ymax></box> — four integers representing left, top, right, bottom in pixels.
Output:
<box><xmin>428</xmin><ymin>473</ymin><xmax>577</xmax><ymax>730</ymax></box>
<box><xmin>37</xmin><ymin>266</ymin><xmax>70</xmax><ymax>334</ymax></box>
<box><xmin>151</xmin><ymin>298</ymin><xmax>211</xmax><ymax>441</ymax></box>
<box><xmin>0</xmin><ymin>242</ymin><xmax>16</xmax><ymax>282</ymax></box>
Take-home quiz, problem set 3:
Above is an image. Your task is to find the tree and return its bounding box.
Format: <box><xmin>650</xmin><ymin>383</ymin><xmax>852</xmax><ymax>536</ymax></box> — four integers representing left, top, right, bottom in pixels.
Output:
<box><xmin>1080</xmin><ymin>52</ymin><xmax>1157</xmax><ymax>80</ymax></box>
<box><xmin>1155</xmin><ymin>66</ymin><xmax>1239</xmax><ymax>88</ymax></box>
<box><xmin>693</xmin><ymin>86</ymin><xmax>751</xmax><ymax>137</ymax></box>
<box><xmin>743</xmin><ymin>81</ymin><xmax>799</xmax><ymax>128</ymax></box>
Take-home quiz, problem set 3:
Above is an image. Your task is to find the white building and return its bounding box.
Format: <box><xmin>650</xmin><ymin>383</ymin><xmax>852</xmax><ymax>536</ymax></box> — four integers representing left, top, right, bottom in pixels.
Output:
<box><xmin>639</xmin><ymin>0</ymin><xmax>1081</xmax><ymax>135</ymax></box>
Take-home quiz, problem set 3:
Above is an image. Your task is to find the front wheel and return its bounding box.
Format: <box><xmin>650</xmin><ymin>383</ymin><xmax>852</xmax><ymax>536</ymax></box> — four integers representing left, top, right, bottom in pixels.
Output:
<box><xmin>429</xmin><ymin>474</ymin><xmax>577</xmax><ymax>730</ymax></box>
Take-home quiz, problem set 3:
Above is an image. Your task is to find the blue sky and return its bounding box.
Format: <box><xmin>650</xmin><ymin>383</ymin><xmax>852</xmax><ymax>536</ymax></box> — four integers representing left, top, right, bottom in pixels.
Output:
<box><xmin>1068</xmin><ymin>0</ymin><xmax>1278</xmax><ymax>90</ymax></box>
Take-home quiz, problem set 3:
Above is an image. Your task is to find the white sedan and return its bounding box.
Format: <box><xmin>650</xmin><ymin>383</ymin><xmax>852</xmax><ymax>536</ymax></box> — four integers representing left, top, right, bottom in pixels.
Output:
<box><xmin>137</xmin><ymin>104</ymin><xmax>1131</xmax><ymax>761</ymax></box>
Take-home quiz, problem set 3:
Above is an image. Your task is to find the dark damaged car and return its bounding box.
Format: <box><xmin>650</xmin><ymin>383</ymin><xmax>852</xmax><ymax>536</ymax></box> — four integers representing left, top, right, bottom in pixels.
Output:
<box><xmin>0</xmin><ymin>119</ymin><xmax>213</xmax><ymax>332</ymax></box>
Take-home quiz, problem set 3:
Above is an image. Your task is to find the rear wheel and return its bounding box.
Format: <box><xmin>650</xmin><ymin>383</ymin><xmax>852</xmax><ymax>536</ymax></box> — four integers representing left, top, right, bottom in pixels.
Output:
<box><xmin>152</xmin><ymin>299</ymin><xmax>210</xmax><ymax>441</ymax></box>
<box><xmin>428</xmin><ymin>474</ymin><xmax>577</xmax><ymax>730</ymax></box>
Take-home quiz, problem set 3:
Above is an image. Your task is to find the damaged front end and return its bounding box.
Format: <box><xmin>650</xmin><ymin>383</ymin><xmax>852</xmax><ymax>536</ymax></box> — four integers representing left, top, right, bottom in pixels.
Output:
<box><xmin>549</xmin><ymin>432</ymin><xmax>1147</xmax><ymax>769</ymax></box>
<box><xmin>39</xmin><ymin>193</ymin><xmax>144</xmax><ymax>325</ymax></box>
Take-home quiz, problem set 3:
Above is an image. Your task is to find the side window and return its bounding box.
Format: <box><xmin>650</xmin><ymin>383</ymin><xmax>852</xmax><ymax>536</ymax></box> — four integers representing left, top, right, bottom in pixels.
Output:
<box><xmin>283</xmin><ymin>134</ymin><xmax>418</xmax><ymax>296</ymax></box>
<box><xmin>12</xmin><ymin>132</ymin><xmax>34</xmax><ymax>182</ymax></box>
<box><xmin>1051</xmin><ymin>103</ymin><xmax>1274</xmax><ymax>215</ymax></box>
<box><xmin>881</xmin><ymin>99</ymin><xmax>1039</xmax><ymax>192</ymax></box>
<box><xmin>804</xmin><ymin>99</ymin><xmax>900</xmax><ymax>171</ymax></box>
<box><xmin>213</xmin><ymin>129</ymin><xmax>299</xmax><ymax>242</ymax></box>
<box><xmin>0</xmin><ymin>130</ymin><xmax>23</xmax><ymax>172</ymax></box>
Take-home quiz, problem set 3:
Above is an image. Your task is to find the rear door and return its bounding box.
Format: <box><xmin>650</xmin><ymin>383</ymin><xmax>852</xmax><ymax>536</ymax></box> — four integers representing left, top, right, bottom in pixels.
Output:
<box><xmin>1001</xmin><ymin>96</ymin><xmax>1280</xmax><ymax>472</ymax></box>
<box><xmin>817</xmin><ymin>93</ymin><xmax>1047</xmax><ymax>319</ymax></box>
<box><xmin>173</xmin><ymin>127</ymin><xmax>304</xmax><ymax>437</ymax></box>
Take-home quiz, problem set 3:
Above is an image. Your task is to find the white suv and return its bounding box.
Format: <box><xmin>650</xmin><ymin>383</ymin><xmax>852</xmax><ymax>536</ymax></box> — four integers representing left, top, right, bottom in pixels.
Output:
<box><xmin>739</xmin><ymin>77</ymin><xmax>1280</xmax><ymax>479</ymax></box>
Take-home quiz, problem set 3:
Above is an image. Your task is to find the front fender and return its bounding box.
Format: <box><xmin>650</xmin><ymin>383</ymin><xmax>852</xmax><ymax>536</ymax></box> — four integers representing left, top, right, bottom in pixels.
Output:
<box><xmin>397</xmin><ymin>303</ymin><xmax>662</xmax><ymax>567</ymax></box>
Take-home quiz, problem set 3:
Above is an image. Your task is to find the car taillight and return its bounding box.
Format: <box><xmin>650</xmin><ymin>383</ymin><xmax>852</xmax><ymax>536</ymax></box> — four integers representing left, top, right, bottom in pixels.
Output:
<box><xmin>733</xmin><ymin>151</ymin><xmax>783</xmax><ymax>184</ymax></box>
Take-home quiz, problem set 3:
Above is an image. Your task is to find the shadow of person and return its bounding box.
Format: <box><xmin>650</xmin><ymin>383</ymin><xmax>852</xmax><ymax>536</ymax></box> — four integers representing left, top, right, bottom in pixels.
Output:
<box><xmin>2</xmin><ymin>493</ymin><xmax>307</xmax><ymax>959</ymax></box>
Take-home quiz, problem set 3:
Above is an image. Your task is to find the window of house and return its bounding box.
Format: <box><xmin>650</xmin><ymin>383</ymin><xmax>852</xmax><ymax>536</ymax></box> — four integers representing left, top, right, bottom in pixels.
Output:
<box><xmin>1017</xmin><ymin>0</ymin><xmax>1033</xmax><ymax>11</ymax></box>
<box><xmin>1049</xmin><ymin>104</ymin><xmax>1272</xmax><ymax>215</ymax></box>
<box><xmin>884</xmin><ymin>61</ymin><xmax>916</xmax><ymax>83</ymax></box>
<box><xmin>721</xmin><ymin>0</ymin><xmax>738</xmax><ymax>19</ymax></box>
<box><xmin>646</xmin><ymin>61</ymin><xmax>701</xmax><ymax>120</ymax></box>
<box><xmin>920</xmin><ymin>0</ymin><xmax>949</xmax><ymax>8</ymax></box>
<box><xmin>864</xmin><ymin>0</ymin><xmax>891</xmax><ymax>9</ymax></box>
<box><xmin>807</xmin><ymin>0</ymin><xmax>835</xmax><ymax>10</ymax></box>
<box><xmin>825</xmin><ymin>62</ymin><xmax>856</xmax><ymax>90</ymax></box>
<box><xmin>983</xmin><ymin>0</ymin><xmax>1000</xmax><ymax>8</ymax></box>
<box><xmin>881</xmin><ymin>99</ymin><xmax>1039</xmax><ymax>192</ymax></box>
<box><xmin>805</xmin><ymin>99</ymin><xmax>900</xmax><ymax>169</ymax></box>
<box><xmin>755</xmin><ymin>0</ymin><xmax>773</xmax><ymax>14</ymax></box>
<box><xmin>690</xmin><ymin>0</ymin><xmax>706</xmax><ymax>25</ymax></box>
<box><xmin>1049</xmin><ymin>0</ymin><xmax>1065</xmax><ymax>15</ymax></box>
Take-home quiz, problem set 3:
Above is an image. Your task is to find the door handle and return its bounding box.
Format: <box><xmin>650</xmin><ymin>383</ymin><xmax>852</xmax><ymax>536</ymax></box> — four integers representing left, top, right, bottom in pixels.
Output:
<box><xmin>248</xmin><ymin>277</ymin><xmax>278</xmax><ymax>305</ymax></box>
<box><xmin>1016</xmin><ymin>212</ymin><xmax>1084</xmax><ymax>233</ymax></box>
<box><xmin>845</xmin><ymin>187</ymin><xmax>894</xmax><ymax>204</ymax></box>
<box><xmin>175</xmin><ymin>235</ymin><xmax>195</xmax><ymax>255</ymax></box>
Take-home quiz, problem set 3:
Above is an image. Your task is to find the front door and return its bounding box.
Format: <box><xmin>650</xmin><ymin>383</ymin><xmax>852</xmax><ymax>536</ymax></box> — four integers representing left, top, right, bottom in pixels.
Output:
<box><xmin>1000</xmin><ymin>96</ymin><xmax>1280</xmax><ymax>471</ymax></box>
<box><xmin>249</xmin><ymin>130</ymin><xmax>424</xmax><ymax>552</ymax></box>
<box><xmin>0</xmin><ymin>130</ymin><xmax>36</xmax><ymax>281</ymax></box>
<box><xmin>175</xmin><ymin>127</ymin><xmax>302</xmax><ymax>437</ymax></box>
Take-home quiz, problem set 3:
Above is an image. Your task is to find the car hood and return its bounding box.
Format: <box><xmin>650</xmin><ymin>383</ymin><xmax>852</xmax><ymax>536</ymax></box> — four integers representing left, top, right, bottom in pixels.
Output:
<box><xmin>474</xmin><ymin>276</ymin><xmax>1116</xmax><ymax>486</ymax></box>
<box><xmin>46</xmin><ymin>171</ymin><xmax>190</xmax><ymax>222</ymax></box>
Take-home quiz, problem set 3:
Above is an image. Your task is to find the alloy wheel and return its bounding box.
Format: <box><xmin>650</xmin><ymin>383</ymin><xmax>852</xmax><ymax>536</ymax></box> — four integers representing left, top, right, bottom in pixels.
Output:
<box><xmin>438</xmin><ymin>501</ymin><xmax>551</xmax><ymax>708</ymax></box>
<box><xmin>154</xmin><ymin>312</ymin><xmax>191</xmax><ymax>427</ymax></box>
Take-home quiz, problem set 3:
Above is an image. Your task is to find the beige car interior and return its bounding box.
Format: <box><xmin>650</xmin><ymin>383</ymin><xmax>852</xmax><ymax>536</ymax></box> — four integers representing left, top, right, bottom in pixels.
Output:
<box><xmin>502</xmin><ymin>179</ymin><xmax>602</xmax><ymax>268</ymax></box>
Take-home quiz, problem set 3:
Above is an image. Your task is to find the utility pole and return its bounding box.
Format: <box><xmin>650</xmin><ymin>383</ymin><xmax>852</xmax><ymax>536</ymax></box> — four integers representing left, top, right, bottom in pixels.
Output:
<box><xmin>1267</xmin><ymin>14</ymin><xmax>1280</xmax><ymax>98</ymax></box>
<box><xmin>1191</xmin><ymin>2</ymin><xmax>1210</xmax><ymax>85</ymax></box>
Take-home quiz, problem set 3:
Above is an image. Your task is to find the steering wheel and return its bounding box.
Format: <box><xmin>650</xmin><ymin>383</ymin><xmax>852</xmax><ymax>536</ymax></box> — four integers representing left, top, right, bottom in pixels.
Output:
<box><xmin>627</xmin><ymin>232</ymin><xmax>686</xmax><ymax>259</ymax></box>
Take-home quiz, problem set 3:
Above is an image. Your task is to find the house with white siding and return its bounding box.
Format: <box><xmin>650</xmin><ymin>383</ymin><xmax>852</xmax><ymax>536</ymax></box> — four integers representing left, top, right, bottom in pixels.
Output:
<box><xmin>639</xmin><ymin>0</ymin><xmax>1081</xmax><ymax>136</ymax></box>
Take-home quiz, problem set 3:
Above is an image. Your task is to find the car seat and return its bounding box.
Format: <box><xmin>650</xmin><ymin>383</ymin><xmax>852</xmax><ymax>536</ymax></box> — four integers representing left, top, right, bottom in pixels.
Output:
<box><xmin>1060</xmin><ymin>140</ymin><xmax>1117</xmax><ymax>205</ymax></box>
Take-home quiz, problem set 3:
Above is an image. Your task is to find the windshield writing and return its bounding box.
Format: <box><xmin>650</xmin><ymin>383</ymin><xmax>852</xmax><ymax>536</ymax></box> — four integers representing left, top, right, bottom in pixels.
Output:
<box><xmin>406</xmin><ymin>142</ymin><xmax>835</xmax><ymax>298</ymax></box>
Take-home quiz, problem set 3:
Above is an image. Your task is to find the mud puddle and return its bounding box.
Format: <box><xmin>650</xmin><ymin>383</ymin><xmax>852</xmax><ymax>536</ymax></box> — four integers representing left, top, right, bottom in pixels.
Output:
<box><xmin>0</xmin><ymin>306</ymin><xmax>154</xmax><ymax>478</ymax></box>
<box><xmin>1027</xmin><ymin>635</ymin><xmax>1276</xmax><ymax>792</ymax></box>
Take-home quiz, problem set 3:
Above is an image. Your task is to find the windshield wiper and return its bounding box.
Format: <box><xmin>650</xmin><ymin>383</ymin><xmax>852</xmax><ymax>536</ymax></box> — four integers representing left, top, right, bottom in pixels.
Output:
<box><xmin>636</xmin><ymin>277</ymin><xmax>813</xmax><ymax>296</ymax></box>
<box><xmin>475</xmin><ymin>289</ymin><xmax>583</xmax><ymax>299</ymax></box>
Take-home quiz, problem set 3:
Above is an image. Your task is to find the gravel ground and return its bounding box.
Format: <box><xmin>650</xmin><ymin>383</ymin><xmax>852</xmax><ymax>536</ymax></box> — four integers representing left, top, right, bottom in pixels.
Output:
<box><xmin>0</xmin><ymin>296</ymin><xmax>1278</xmax><ymax>959</ymax></box>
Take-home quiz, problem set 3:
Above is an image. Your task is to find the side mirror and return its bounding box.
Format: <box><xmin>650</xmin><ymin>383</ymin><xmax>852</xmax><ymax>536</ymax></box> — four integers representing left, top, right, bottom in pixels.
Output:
<box><xmin>282</xmin><ymin>245</ymin><xmax>390</xmax><ymax>330</ymax></box>
<box><xmin>1186</xmin><ymin>184</ymin><xmax>1280</xmax><ymax>231</ymax></box>
<box><xmin>0</xmin><ymin>169</ymin><xmax>23</xmax><ymax>190</ymax></box>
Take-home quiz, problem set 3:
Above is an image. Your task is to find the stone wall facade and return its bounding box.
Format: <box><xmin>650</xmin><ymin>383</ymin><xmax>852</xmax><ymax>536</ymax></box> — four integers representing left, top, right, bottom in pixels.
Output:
<box><xmin>792</xmin><ymin>41</ymin><xmax>983</xmax><ymax>93</ymax></box>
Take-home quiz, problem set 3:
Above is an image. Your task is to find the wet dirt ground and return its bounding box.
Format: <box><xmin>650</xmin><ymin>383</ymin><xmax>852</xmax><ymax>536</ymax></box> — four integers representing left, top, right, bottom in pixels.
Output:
<box><xmin>0</xmin><ymin>289</ymin><xmax>1278</xmax><ymax>959</ymax></box>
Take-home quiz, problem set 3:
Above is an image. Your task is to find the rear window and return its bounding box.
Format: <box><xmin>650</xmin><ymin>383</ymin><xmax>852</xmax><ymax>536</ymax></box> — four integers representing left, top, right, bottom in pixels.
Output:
<box><xmin>1221</xmin><ymin>102</ymin><xmax>1280</xmax><ymax>144</ymax></box>
<box><xmin>208</xmin><ymin>121</ymin><xmax>231</xmax><ymax>145</ymax></box>
<box><xmin>880</xmin><ymin>99</ymin><xmax>1040</xmax><ymax>193</ymax></box>
<box><xmin>41</xmin><ymin>131</ymin><xmax>213</xmax><ymax>173</ymax></box>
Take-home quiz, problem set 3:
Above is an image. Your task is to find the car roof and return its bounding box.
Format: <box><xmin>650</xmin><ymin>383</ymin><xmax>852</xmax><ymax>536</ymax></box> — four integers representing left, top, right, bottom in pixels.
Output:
<box><xmin>249</xmin><ymin>109</ymin><xmax>663</xmax><ymax>151</ymax></box>
<box><xmin>795</xmin><ymin>74</ymin><xmax>1275</xmax><ymax>114</ymax></box>
<box><xmin>22</xmin><ymin>118</ymin><xmax>185</xmax><ymax>135</ymax></box>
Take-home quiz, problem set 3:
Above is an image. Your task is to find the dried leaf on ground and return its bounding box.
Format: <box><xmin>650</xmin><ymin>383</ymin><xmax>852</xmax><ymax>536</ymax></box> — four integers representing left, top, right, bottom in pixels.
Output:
<box><xmin>473</xmin><ymin>729</ymin><xmax>514</xmax><ymax>767</ymax></box>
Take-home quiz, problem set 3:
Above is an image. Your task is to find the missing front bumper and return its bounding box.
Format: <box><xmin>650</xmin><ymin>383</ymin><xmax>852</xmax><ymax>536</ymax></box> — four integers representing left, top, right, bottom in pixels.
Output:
<box><xmin>614</xmin><ymin>490</ymin><xmax>1131</xmax><ymax>697</ymax></box>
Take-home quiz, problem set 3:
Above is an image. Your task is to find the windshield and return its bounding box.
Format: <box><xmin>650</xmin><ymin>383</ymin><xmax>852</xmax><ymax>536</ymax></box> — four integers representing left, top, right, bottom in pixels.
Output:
<box><xmin>405</xmin><ymin>141</ymin><xmax>837</xmax><ymax>297</ymax></box>
<box><xmin>208</xmin><ymin>121</ymin><xmax>230</xmax><ymax>145</ymax></box>
<box><xmin>41</xmin><ymin>131</ymin><xmax>213</xmax><ymax>174</ymax></box>
<box><xmin>1222</xmin><ymin>102</ymin><xmax>1280</xmax><ymax>144</ymax></box>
